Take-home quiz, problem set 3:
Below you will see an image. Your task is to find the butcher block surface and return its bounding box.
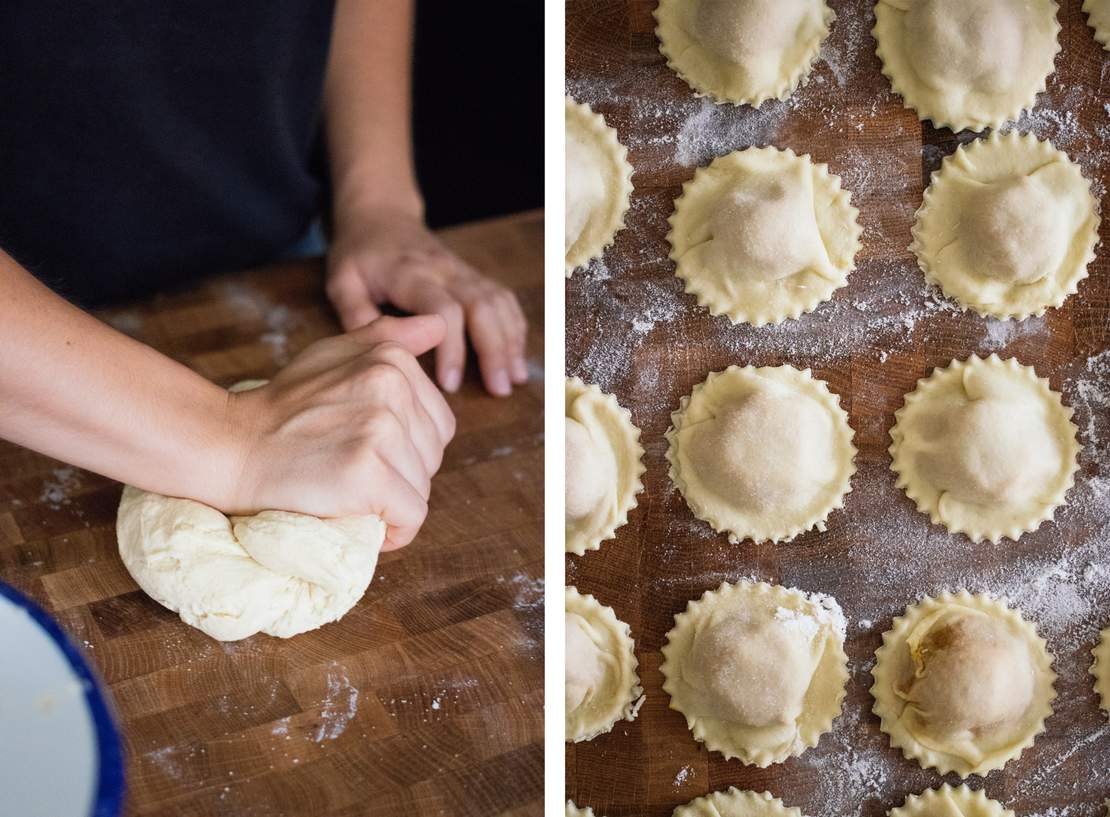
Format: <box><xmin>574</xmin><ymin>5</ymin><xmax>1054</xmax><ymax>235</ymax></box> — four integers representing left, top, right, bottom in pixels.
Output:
<box><xmin>0</xmin><ymin>210</ymin><xmax>544</xmax><ymax>817</ymax></box>
<box><xmin>566</xmin><ymin>2</ymin><xmax>1110</xmax><ymax>816</ymax></box>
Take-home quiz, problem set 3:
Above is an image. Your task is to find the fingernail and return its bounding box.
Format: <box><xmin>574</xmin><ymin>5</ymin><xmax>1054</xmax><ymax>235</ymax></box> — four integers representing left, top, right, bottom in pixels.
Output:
<box><xmin>442</xmin><ymin>368</ymin><xmax>461</xmax><ymax>393</ymax></box>
<box><xmin>489</xmin><ymin>369</ymin><xmax>511</xmax><ymax>396</ymax></box>
<box><xmin>511</xmin><ymin>358</ymin><xmax>529</xmax><ymax>383</ymax></box>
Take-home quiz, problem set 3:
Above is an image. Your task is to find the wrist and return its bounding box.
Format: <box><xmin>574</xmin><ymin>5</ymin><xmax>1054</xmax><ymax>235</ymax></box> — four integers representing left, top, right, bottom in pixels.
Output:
<box><xmin>196</xmin><ymin>385</ymin><xmax>264</xmax><ymax>514</ymax></box>
<box><xmin>332</xmin><ymin>176</ymin><xmax>425</xmax><ymax>235</ymax></box>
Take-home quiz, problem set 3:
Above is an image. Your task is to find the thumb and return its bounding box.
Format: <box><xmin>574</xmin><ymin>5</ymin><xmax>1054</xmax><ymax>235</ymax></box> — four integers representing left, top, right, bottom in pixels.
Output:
<box><xmin>326</xmin><ymin>271</ymin><xmax>383</xmax><ymax>331</ymax></box>
<box><xmin>348</xmin><ymin>314</ymin><xmax>447</xmax><ymax>357</ymax></box>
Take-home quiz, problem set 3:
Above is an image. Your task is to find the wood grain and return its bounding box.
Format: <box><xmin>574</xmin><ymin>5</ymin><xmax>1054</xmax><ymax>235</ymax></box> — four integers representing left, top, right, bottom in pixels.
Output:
<box><xmin>566</xmin><ymin>2</ymin><xmax>1110</xmax><ymax>815</ymax></box>
<box><xmin>0</xmin><ymin>211</ymin><xmax>544</xmax><ymax>817</ymax></box>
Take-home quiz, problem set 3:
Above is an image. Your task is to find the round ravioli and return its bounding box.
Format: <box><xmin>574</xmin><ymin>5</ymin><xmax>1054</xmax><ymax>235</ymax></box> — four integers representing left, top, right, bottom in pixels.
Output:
<box><xmin>890</xmin><ymin>355</ymin><xmax>1079</xmax><ymax>543</ymax></box>
<box><xmin>911</xmin><ymin>131</ymin><xmax>1099</xmax><ymax>319</ymax></box>
<box><xmin>1087</xmin><ymin>0</ymin><xmax>1110</xmax><ymax>49</ymax></box>
<box><xmin>873</xmin><ymin>0</ymin><xmax>1060</xmax><ymax>132</ymax></box>
<box><xmin>565</xmin><ymin>378</ymin><xmax>644</xmax><ymax>555</ymax></box>
<box><xmin>1092</xmin><ymin>625</ymin><xmax>1110</xmax><ymax>716</ymax></box>
<box><xmin>666</xmin><ymin>364</ymin><xmax>856</xmax><ymax>544</ymax></box>
<box><xmin>674</xmin><ymin>788</ymin><xmax>805</xmax><ymax>817</ymax></box>
<box><xmin>654</xmin><ymin>0</ymin><xmax>833</xmax><ymax>106</ymax></box>
<box><xmin>872</xmin><ymin>591</ymin><xmax>1056</xmax><ymax>776</ymax></box>
<box><xmin>565</xmin><ymin>587</ymin><xmax>643</xmax><ymax>743</ymax></box>
<box><xmin>661</xmin><ymin>580</ymin><xmax>848</xmax><ymax>766</ymax></box>
<box><xmin>668</xmin><ymin>147</ymin><xmax>860</xmax><ymax>326</ymax></box>
<box><xmin>890</xmin><ymin>785</ymin><xmax>1014</xmax><ymax>817</ymax></box>
<box><xmin>565</xmin><ymin>97</ymin><xmax>633</xmax><ymax>275</ymax></box>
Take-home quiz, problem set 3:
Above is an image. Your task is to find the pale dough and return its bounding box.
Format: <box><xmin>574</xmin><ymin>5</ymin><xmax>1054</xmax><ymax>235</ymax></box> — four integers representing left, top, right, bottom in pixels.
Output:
<box><xmin>1092</xmin><ymin>625</ymin><xmax>1110</xmax><ymax>716</ymax></box>
<box><xmin>889</xmin><ymin>355</ymin><xmax>1079</xmax><ymax>543</ymax></box>
<box><xmin>565</xmin><ymin>97</ymin><xmax>633</xmax><ymax>275</ymax></box>
<box><xmin>661</xmin><ymin>580</ymin><xmax>848</xmax><ymax>766</ymax></box>
<box><xmin>655</xmin><ymin>0</ymin><xmax>833</xmax><ymax>106</ymax></box>
<box><xmin>1087</xmin><ymin>0</ymin><xmax>1110</xmax><ymax>49</ymax></box>
<box><xmin>871</xmin><ymin>590</ymin><xmax>1056</xmax><ymax>777</ymax></box>
<box><xmin>674</xmin><ymin>789</ymin><xmax>804</xmax><ymax>817</ymax></box>
<box><xmin>668</xmin><ymin>147</ymin><xmax>860</xmax><ymax>326</ymax></box>
<box><xmin>116</xmin><ymin>381</ymin><xmax>386</xmax><ymax>641</ymax></box>
<box><xmin>565</xmin><ymin>586</ymin><xmax>643</xmax><ymax>742</ymax></box>
<box><xmin>890</xmin><ymin>785</ymin><xmax>1014</xmax><ymax>817</ymax></box>
<box><xmin>666</xmin><ymin>364</ymin><xmax>856</xmax><ymax>544</ymax></box>
<box><xmin>873</xmin><ymin>0</ymin><xmax>1060</xmax><ymax>132</ymax></box>
<box><xmin>566</xmin><ymin>803</ymin><xmax>598</xmax><ymax>817</ymax></box>
<box><xmin>565</xmin><ymin>378</ymin><xmax>644</xmax><ymax>555</ymax></box>
<box><xmin>911</xmin><ymin>131</ymin><xmax>1099</xmax><ymax>320</ymax></box>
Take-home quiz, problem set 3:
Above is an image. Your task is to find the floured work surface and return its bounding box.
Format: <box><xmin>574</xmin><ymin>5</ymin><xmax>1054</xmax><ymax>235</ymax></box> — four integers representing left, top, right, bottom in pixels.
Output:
<box><xmin>566</xmin><ymin>1</ymin><xmax>1110</xmax><ymax>814</ymax></box>
<box><xmin>0</xmin><ymin>211</ymin><xmax>544</xmax><ymax>817</ymax></box>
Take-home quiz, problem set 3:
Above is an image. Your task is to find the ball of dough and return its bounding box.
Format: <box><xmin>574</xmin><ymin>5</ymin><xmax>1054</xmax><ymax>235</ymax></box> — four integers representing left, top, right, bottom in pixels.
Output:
<box><xmin>694</xmin><ymin>0</ymin><xmax>809</xmax><ymax>63</ymax></box>
<box><xmin>903</xmin><ymin>0</ymin><xmax>1023</xmax><ymax>94</ymax></box>
<box><xmin>906</xmin><ymin>613</ymin><xmax>1035</xmax><ymax>736</ymax></box>
<box><xmin>963</xmin><ymin>176</ymin><xmax>1067</xmax><ymax>284</ymax></box>
<box><xmin>566</xmin><ymin>418</ymin><xmax>610</xmax><ymax>521</ymax></box>
<box><xmin>686</xmin><ymin>390</ymin><xmax>835</xmax><ymax>511</ymax></box>
<box><xmin>688</xmin><ymin>616</ymin><xmax>812</xmax><ymax>727</ymax></box>
<box><xmin>566</xmin><ymin>136</ymin><xmax>606</xmax><ymax>253</ymax></box>
<box><xmin>917</xmin><ymin>398</ymin><xmax>1061</xmax><ymax>505</ymax></box>
<box><xmin>566</xmin><ymin>611</ymin><xmax>608</xmax><ymax>713</ymax></box>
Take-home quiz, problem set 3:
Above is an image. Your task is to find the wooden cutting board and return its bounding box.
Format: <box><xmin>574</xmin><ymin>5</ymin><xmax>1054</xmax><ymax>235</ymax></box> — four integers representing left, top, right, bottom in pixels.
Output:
<box><xmin>0</xmin><ymin>210</ymin><xmax>545</xmax><ymax>817</ymax></box>
<box><xmin>566</xmin><ymin>2</ymin><xmax>1110</xmax><ymax>815</ymax></box>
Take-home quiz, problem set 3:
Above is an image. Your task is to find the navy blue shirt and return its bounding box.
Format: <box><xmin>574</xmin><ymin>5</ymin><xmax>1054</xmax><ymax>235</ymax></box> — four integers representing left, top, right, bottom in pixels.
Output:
<box><xmin>0</xmin><ymin>1</ymin><xmax>335</xmax><ymax>305</ymax></box>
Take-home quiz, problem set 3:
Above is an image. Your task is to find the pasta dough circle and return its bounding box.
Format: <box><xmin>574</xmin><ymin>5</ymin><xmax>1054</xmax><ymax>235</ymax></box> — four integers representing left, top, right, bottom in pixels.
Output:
<box><xmin>661</xmin><ymin>580</ymin><xmax>848</xmax><ymax>766</ymax></box>
<box><xmin>668</xmin><ymin>147</ymin><xmax>860</xmax><ymax>326</ymax></box>
<box><xmin>565</xmin><ymin>378</ymin><xmax>644</xmax><ymax>555</ymax></box>
<box><xmin>889</xmin><ymin>355</ymin><xmax>1079</xmax><ymax>543</ymax></box>
<box><xmin>1092</xmin><ymin>625</ymin><xmax>1110</xmax><ymax>716</ymax></box>
<box><xmin>565</xmin><ymin>98</ymin><xmax>633</xmax><ymax>275</ymax></box>
<box><xmin>674</xmin><ymin>788</ymin><xmax>804</xmax><ymax>817</ymax></box>
<box><xmin>654</xmin><ymin>0</ymin><xmax>833</xmax><ymax>106</ymax></box>
<box><xmin>890</xmin><ymin>784</ymin><xmax>1013</xmax><ymax>817</ymax></box>
<box><xmin>911</xmin><ymin>131</ymin><xmax>1099</xmax><ymax>319</ymax></box>
<box><xmin>1087</xmin><ymin>0</ymin><xmax>1110</xmax><ymax>49</ymax></box>
<box><xmin>873</xmin><ymin>0</ymin><xmax>1060</xmax><ymax>132</ymax></box>
<box><xmin>565</xmin><ymin>587</ymin><xmax>643</xmax><ymax>743</ymax></box>
<box><xmin>871</xmin><ymin>591</ymin><xmax>1056</xmax><ymax>777</ymax></box>
<box><xmin>666</xmin><ymin>365</ymin><xmax>856</xmax><ymax>544</ymax></box>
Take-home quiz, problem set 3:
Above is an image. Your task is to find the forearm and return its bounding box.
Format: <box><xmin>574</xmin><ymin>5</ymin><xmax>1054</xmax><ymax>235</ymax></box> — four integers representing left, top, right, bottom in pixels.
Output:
<box><xmin>0</xmin><ymin>250</ymin><xmax>239</xmax><ymax>506</ymax></box>
<box><xmin>324</xmin><ymin>0</ymin><xmax>422</xmax><ymax>229</ymax></box>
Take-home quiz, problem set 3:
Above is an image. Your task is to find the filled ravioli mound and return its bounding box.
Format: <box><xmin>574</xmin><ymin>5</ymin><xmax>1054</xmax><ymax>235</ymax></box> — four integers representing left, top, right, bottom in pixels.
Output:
<box><xmin>661</xmin><ymin>580</ymin><xmax>848</xmax><ymax>765</ymax></box>
<box><xmin>687</xmin><ymin>388</ymin><xmax>836</xmax><ymax>512</ymax></box>
<box><xmin>565</xmin><ymin>610</ymin><xmax>612</xmax><ymax>715</ymax></box>
<box><xmin>915</xmin><ymin>396</ymin><xmax>1063</xmax><ymax>506</ymax></box>
<box><xmin>898</xmin><ymin>608</ymin><xmax>1035</xmax><ymax>747</ymax></box>
<box><xmin>565</xmin><ymin>417</ymin><xmax>614</xmax><ymax>524</ymax></box>
<box><xmin>565</xmin><ymin>132</ymin><xmax>606</xmax><ymax>254</ymax></box>
<box><xmin>687</xmin><ymin>614</ymin><xmax>817</xmax><ymax>729</ymax></box>
<box><xmin>704</xmin><ymin>175</ymin><xmax>831</xmax><ymax>283</ymax></box>
<box><xmin>693</xmin><ymin>0</ymin><xmax>812</xmax><ymax>66</ymax></box>
<box><xmin>962</xmin><ymin>176</ymin><xmax>1067</xmax><ymax>284</ymax></box>
<box><xmin>903</xmin><ymin>0</ymin><xmax>1024</xmax><ymax>95</ymax></box>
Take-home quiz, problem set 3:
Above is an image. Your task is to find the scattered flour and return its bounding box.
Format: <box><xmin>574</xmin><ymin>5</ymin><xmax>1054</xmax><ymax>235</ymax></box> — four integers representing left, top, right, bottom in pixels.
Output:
<box><xmin>314</xmin><ymin>663</ymin><xmax>358</xmax><ymax>742</ymax></box>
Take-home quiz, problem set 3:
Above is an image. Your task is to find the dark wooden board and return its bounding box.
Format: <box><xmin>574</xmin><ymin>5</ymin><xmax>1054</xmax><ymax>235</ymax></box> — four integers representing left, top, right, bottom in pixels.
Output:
<box><xmin>0</xmin><ymin>211</ymin><xmax>545</xmax><ymax>817</ymax></box>
<box><xmin>566</xmin><ymin>2</ymin><xmax>1110</xmax><ymax>815</ymax></box>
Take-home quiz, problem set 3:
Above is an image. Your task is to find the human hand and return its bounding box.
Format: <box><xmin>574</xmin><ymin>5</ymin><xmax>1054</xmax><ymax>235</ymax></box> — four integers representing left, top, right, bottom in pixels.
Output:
<box><xmin>325</xmin><ymin>206</ymin><xmax>529</xmax><ymax>397</ymax></box>
<box><xmin>224</xmin><ymin>315</ymin><xmax>456</xmax><ymax>550</ymax></box>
